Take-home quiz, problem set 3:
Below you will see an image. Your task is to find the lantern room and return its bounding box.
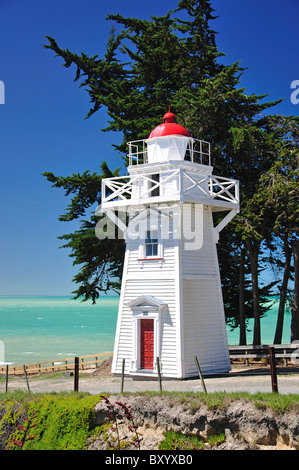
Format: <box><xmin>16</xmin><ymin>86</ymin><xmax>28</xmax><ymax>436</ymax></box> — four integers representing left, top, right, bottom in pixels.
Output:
<box><xmin>128</xmin><ymin>111</ymin><xmax>211</xmax><ymax>167</ymax></box>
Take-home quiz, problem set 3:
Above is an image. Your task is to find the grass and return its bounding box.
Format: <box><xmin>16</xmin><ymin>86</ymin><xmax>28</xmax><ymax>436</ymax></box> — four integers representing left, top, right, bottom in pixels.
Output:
<box><xmin>0</xmin><ymin>371</ymin><xmax>73</xmax><ymax>382</ymax></box>
<box><xmin>1</xmin><ymin>390</ymin><xmax>299</xmax><ymax>412</ymax></box>
<box><xmin>158</xmin><ymin>431</ymin><xmax>225</xmax><ymax>450</ymax></box>
<box><xmin>118</xmin><ymin>390</ymin><xmax>299</xmax><ymax>413</ymax></box>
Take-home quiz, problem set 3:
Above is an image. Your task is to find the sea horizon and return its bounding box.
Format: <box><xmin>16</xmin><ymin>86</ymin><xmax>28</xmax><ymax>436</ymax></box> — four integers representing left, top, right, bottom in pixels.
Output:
<box><xmin>0</xmin><ymin>294</ymin><xmax>293</xmax><ymax>365</ymax></box>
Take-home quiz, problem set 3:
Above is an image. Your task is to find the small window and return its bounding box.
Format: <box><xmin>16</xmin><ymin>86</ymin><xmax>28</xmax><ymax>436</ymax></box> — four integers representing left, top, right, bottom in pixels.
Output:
<box><xmin>184</xmin><ymin>142</ymin><xmax>192</xmax><ymax>161</ymax></box>
<box><xmin>145</xmin><ymin>230</ymin><xmax>158</xmax><ymax>257</ymax></box>
<box><xmin>150</xmin><ymin>174</ymin><xmax>160</xmax><ymax>197</ymax></box>
<box><xmin>184</xmin><ymin>142</ymin><xmax>193</xmax><ymax>162</ymax></box>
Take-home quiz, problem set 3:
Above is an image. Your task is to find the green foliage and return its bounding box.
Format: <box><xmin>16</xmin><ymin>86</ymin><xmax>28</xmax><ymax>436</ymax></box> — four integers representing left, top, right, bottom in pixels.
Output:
<box><xmin>159</xmin><ymin>430</ymin><xmax>206</xmax><ymax>450</ymax></box>
<box><xmin>1</xmin><ymin>391</ymin><xmax>299</xmax><ymax>450</ymax></box>
<box><xmin>43</xmin><ymin>162</ymin><xmax>125</xmax><ymax>303</ymax></box>
<box><xmin>159</xmin><ymin>430</ymin><xmax>226</xmax><ymax>450</ymax></box>
<box><xmin>1</xmin><ymin>393</ymin><xmax>100</xmax><ymax>450</ymax></box>
<box><xmin>251</xmin><ymin>392</ymin><xmax>299</xmax><ymax>413</ymax></box>
<box><xmin>42</xmin><ymin>0</ymin><xmax>298</xmax><ymax>341</ymax></box>
<box><xmin>191</xmin><ymin>391</ymin><xmax>299</xmax><ymax>413</ymax></box>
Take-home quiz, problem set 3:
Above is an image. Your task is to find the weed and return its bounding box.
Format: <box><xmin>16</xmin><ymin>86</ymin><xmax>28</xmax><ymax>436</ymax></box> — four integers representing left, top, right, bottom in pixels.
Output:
<box><xmin>11</xmin><ymin>409</ymin><xmax>37</xmax><ymax>450</ymax></box>
<box><xmin>100</xmin><ymin>395</ymin><xmax>142</xmax><ymax>450</ymax></box>
<box><xmin>158</xmin><ymin>431</ymin><xmax>225</xmax><ymax>450</ymax></box>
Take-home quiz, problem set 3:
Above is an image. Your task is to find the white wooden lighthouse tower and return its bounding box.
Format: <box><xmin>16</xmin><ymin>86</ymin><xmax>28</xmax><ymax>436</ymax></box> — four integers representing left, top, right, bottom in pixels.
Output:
<box><xmin>99</xmin><ymin>110</ymin><xmax>239</xmax><ymax>378</ymax></box>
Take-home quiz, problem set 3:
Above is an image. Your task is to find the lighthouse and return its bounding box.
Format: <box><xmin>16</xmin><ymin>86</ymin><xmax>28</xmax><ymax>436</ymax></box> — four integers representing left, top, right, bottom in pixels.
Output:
<box><xmin>99</xmin><ymin>110</ymin><xmax>239</xmax><ymax>378</ymax></box>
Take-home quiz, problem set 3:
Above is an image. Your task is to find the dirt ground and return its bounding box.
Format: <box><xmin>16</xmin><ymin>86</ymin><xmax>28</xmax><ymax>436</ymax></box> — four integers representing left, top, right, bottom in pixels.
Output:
<box><xmin>2</xmin><ymin>356</ymin><xmax>299</xmax><ymax>396</ymax></box>
<box><xmin>91</xmin><ymin>356</ymin><xmax>114</xmax><ymax>377</ymax></box>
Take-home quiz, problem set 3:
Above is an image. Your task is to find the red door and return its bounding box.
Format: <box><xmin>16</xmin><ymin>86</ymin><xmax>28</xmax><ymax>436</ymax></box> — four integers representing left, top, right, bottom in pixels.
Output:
<box><xmin>140</xmin><ymin>319</ymin><xmax>154</xmax><ymax>369</ymax></box>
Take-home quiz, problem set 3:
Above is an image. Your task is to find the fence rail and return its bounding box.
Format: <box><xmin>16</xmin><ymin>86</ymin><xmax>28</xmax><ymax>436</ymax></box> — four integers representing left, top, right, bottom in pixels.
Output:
<box><xmin>229</xmin><ymin>344</ymin><xmax>299</xmax><ymax>366</ymax></box>
<box><xmin>0</xmin><ymin>352</ymin><xmax>113</xmax><ymax>376</ymax></box>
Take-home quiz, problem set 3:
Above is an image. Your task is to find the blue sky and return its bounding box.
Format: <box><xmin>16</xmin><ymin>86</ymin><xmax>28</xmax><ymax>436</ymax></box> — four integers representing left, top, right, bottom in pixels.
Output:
<box><xmin>0</xmin><ymin>0</ymin><xmax>298</xmax><ymax>296</ymax></box>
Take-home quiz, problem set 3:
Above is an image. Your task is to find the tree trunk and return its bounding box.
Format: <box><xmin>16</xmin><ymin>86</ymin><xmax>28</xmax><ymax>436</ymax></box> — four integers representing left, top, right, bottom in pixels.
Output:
<box><xmin>246</xmin><ymin>239</ymin><xmax>261</xmax><ymax>345</ymax></box>
<box><xmin>291</xmin><ymin>239</ymin><xmax>299</xmax><ymax>342</ymax></box>
<box><xmin>239</xmin><ymin>248</ymin><xmax>247</xmax><ymax>345</ymax></box>
<box><xmin>274</xmin><ymin>242</ymin><xmax>292</xmax><ymax>344</ymax></box>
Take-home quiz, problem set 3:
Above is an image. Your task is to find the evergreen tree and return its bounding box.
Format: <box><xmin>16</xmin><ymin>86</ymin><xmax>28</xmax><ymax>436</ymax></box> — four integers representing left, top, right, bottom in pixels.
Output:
<box><xmin>262</xmin><ymin>115</ymin><xmax>299</xmax><ymax>343</ymax></box>
<box><xmin>43</xmin><ymin>1</ymin><xmax>296</xmax><ymax>346</ymax></box>
<box><xmin>43</xmin><ymin>163</ymin><xmax>125</xmax><ymax>303</ymax></box>
<box><xmin>44</xmin><ymin>0</ymin><xmax>243</xmax><ymax>301</ymax></box>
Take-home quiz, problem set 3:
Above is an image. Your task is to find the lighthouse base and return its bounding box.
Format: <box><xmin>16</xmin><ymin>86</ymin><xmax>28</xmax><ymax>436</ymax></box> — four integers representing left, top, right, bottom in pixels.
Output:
<box><xmin>112</xmin><ymin>364</ymin><xmax>231</xmax><ymax>383</ymax></box>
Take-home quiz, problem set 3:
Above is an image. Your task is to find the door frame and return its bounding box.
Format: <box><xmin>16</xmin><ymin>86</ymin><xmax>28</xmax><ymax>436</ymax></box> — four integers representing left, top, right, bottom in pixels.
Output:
<box><xmin>127</xmin><ymin>295</ymin><xmax>166</xmax><ymax>374</ymax></box>
<box><xmin>132</xmin><ymin>310</ymin><xmax>160</xmax><ymax>372</ymax></box>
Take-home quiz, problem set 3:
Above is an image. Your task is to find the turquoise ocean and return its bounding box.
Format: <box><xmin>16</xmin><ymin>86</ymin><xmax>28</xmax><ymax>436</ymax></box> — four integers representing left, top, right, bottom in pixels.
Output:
<box><xmin>0</xmin><ymin>295</ymin><xmax>292</xmax><ymax>365</ymax></box>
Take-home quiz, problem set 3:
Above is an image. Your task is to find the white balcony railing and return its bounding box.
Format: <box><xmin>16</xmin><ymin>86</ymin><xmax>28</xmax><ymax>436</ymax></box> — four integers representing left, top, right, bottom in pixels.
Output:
<box><xmin>101</xmin><ymin>169</ymin><xmax>239</xmax><ymax>210</ymax></box>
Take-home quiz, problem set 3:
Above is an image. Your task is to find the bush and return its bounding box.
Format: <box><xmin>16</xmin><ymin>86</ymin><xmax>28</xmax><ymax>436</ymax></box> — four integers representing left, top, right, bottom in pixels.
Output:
<box><xmin>0</xmin><ymin>392</ymin><xmax>100</xmax><ymax>450</ymax></box>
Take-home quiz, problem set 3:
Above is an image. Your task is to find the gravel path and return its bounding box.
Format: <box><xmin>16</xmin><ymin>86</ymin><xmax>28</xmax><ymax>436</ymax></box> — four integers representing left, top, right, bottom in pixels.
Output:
<box><xmin>2</xmin><ymin>365</ymin><xmax>299</xmax><ymax>395</ymax></box>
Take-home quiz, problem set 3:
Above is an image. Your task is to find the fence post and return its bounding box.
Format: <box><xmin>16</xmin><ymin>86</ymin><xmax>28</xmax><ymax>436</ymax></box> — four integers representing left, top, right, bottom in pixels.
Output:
<box><xmin>121</xmin><ymin>358</ymin><xmax>125</xmax><ymax>393</ymax></box>
<box><xmin>268</xmin><ymin>346</ymin><xmax>278</xmax><ymax>393</ymax></box>
<box><xmin>194</xmin><ymin>356</ymin><xmax>207</xmax><ymax>394</ymax></box>
<box><xmin>74</xmin><ymin>357</ymin><xmax>79</xmax><ymax>392</ymax></box>
<box><xmin>5</xmin><ymin>365</ymin><xmax>8</xmax><ymax>393</ymax></box>
<box><xmin>23</xmin><ymin>365</ymin><xmax>30</xmax><ymax>393</ymax></box>
<box><xmin>156</xmin><ymin>357</ymin><xmax>162</xmax><ymax>392</ymax></box>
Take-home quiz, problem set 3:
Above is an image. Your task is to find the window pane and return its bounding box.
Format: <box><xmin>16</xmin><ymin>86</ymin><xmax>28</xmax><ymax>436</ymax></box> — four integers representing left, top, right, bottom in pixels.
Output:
<box><xmin>146</xmin><ymin>230</ymin><xmax>158</xmax><ymax>243</ymax></box>
<box><xmin>146</xmin><ymin>244</ymin><xmax>153</xmax><ymax>256</ymax></box>
<box><xmin>145</xmin><ymin>229</ymin><xmax>159</xmax><ymax>257</ymax></box>
<box><xmin>146</xmin><ymin>230</ymin><xmax>151</xmax><ymax>243</ymax></box>
<box><xmin>151</xmin><ymin>230</ymin><xmax>158</xmax><ymax>242</ymax></box>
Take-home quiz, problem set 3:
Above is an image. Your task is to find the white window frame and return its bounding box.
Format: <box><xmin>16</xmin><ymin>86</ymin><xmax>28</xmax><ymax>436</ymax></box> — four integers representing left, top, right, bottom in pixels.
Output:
<box><xmin>144</xmin><ymin>229</ymin><xmax>159</xmax><ymax>257</ymax></box>
<box><xmin>138</xmin><ymin>224</ymin><xmax>163</xmax><ymax>261</ymax></box>
<box><xmin>127</xmin><ymin>296</ymin><xmax>167</xmax><ymax>374</ymax></box>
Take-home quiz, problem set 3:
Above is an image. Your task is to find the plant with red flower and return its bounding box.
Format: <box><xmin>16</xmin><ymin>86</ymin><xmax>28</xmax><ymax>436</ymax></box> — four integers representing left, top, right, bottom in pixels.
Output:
<box><xmin>12</xmin><ymin>410</ymin><xmax>38</xmax><ymax>450</ymax></box>
<box><xmin>100</xmin><ymin>396</ymin><xmax>142</xmax><ymax>450</ymax></box>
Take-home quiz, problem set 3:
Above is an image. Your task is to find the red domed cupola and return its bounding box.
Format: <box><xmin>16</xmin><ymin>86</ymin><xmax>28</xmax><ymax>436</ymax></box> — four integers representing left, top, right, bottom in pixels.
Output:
<box><xmin>148</xmin><ymin>109</ymin><xmax>190</xmax><ymax>139</ymax></box>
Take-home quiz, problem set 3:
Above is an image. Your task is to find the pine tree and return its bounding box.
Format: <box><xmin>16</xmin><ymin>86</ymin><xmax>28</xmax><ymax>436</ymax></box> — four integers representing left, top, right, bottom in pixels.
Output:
<box><xmin>43</xmin><ymin>163</ymin><xmax>125</xmax><ymax>303</ymax></box>
<box><xmin>43</xmin><ymin>0</ymin><xmax>296</xmax><ymax>347</ymax></box>
<box><xmin>263</xmin><ymin>115</ymin><xmax>299</xmax><ymax>343</ymax></box>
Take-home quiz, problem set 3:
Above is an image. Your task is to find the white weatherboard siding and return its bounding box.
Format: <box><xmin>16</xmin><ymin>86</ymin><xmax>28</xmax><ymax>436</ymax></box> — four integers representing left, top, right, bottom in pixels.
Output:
<box><xmin>112</xmin><ymin>203</ymin><xmax>230</xmax><ymax>378</ymax></box>
<box><xmin>112</xmin><ymin>215</ymin><xmax>179</xmax><ymax>377</ymax></box>
<box><xmin>182</xmin><ymin>206</ymin><xmax>215</xmax><ymax>276</ymax></box>
<box><xmin>181</xmin><ymin>205</ymin><xmax>230</xmax><ymax>376</ymax></box>
<box><xmin>112</xmin><ymin>278</ymin><xmax>178</xmax><ymax>376</ymax></box>
<box><xmin>182</xmin><ymin>279</ymin><xmax>231</xmax><ymax>377</ymax></box>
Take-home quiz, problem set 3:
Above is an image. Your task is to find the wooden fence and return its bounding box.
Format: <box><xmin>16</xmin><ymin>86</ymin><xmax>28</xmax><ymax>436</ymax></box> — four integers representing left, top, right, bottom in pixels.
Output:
<box><xmin>0</xmin><ymin>352</ymin><xmax>113</xmax><ymax>376</ymax></box>
<box><xmin>1</xmin><ymin>344</ymin><xmax>298</xmax><ymax>378</ymax></box>
<box><xmin>229</xmin><ymin>344</ymin><xmax>299</xmax><ymax>366</ymax></box>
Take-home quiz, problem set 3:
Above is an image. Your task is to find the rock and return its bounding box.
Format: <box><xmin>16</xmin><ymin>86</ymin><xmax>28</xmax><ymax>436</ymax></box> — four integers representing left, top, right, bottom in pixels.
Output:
<box><xmin>90</xmin><ymin>396</ymin><xmax>299</xmax><ymax>450</ymax></box>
